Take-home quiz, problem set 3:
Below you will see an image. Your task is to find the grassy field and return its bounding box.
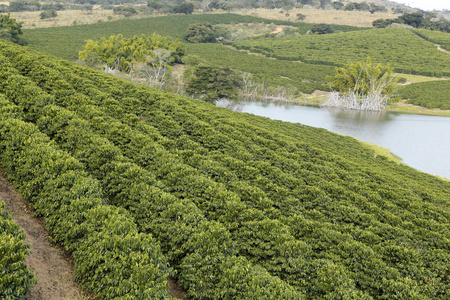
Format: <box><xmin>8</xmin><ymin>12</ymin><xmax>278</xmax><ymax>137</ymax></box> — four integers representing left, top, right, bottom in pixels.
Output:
<box><xmin>396</xmin><ymin>74</ymin><xmax>449</xmax><ymax>84</ymax></box>
<box><xmin>9</xmin><ymin>5</ymin><xmax>393</xmax><ymax>29</ymax></box>
<box><xmin>10</xmin><ymin>6</ymin><xmax>130</xmax><ymax>29</ymax></box>
<box><xmin>237</xmin><ymin>8</ymin><xmax>395</xmax><ymax>27</ymax></box>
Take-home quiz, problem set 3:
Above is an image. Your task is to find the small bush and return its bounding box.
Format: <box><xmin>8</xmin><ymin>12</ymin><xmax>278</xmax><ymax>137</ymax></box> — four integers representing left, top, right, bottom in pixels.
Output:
<box><xmin>40</xmin><ymin>10</ymin><xmax>57</xmax><ymax>20</ymax></box>
<box><xmin>112</xmin><ymin>6</ymin><xmax>137</xmax><ymax>17</ymax></box>
<box><xmin>0</xmin><ymin>202</ymin><xmax>36</xmax><ymax>299</ymax></box>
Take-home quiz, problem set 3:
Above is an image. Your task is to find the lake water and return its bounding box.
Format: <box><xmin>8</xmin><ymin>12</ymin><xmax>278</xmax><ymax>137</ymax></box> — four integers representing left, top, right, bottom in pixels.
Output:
<box><xmin>217</xmin><ymin>100</ymin><xmax>450</xmax><ymax>179</ymax></box>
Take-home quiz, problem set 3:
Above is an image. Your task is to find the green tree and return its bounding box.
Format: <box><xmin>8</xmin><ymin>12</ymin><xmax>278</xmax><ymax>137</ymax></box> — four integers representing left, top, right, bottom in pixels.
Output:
<box><xmin>331</xmin><ymin>2</ymin><xmax>344</xmax><ymax>10</ymax></box>
<box><xmin>328</xmin><ymin>57</ymin><xmax>397</xmax><ymax>96</ymax></box>
<box><xmin>310</xmin><ymin>24</ymin><xmax>335</xmax><ymax>34</ymax></box>
<box><xmin>147</xmin><ymin>0</ymin><xmax>163</xmax><ymax>10</ymax></box>
<box><xmin>186</xmin><ymin>64</ymin><xmax>242</xmax><ymax>102</ymax></box>
<box><xmin>324</xmin><ymin>57</ymin><xmax>398</xmax><ymax>110</ymax></box>
<box><xmin>0</xmin><ymin>13</ymin><xmax>23</xmax><ymax>44</ymax></box>
<box><xmin>372</xmin><ymin>18</ymin><xmax>393</xmax><ymax>28</ymax></box>
<box><xmin>40</xmin><ymin>10</ymin><xmax>57</xmax><ymax>20</ymax></box>
<box><xmin>184</xmin><ymin>23</ymin><xmax>228</xmax><ymax>43</ymax></box>
<box><xmin>172</xmin><ymin>2</ymin><xmax>194</xmax><ymax>14</ymax></box>
<box><xmin>78</xmin><ymin>33</ymin><xmax>185</xmax><ymax>74</ymax></box>
<box><xmin>296</xmin><ymin>13</ymin><xmax>306</xmax><ymax>21</ymax></box>
<box><xmin>112</xmin><ymin>6</ymin><xmax>138</xmax><ymax>17</ymax></box>
<box><xmin>319</xmin><ymin>0</ymin><xmax>330</xmax><ymax>9</ymax></box>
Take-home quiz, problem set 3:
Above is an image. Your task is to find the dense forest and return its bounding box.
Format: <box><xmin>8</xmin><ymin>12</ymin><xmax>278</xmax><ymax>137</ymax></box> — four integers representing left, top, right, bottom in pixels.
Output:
<box><xmin>1</xmin><ymin>37</ymin><xmax>449</xmax><ymax>299</ymax></box>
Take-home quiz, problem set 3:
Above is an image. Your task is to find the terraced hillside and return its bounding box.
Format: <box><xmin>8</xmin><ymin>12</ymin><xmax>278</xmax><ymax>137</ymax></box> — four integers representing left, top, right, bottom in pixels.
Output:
<box><xmin>399</xmin><ymin>80</ymin><xmax>450</xmax><ymax>109</ymax></box>
<box><xmin>22</xmin><ymin>13</ymin><xmax>368</xmax><ymax>94</ymax></box>
<box><xmin>22</xmin><ymin>13</ymin><xmax>363</xmax><ymax>62</ymax></box>
<box><xmin>231</xmin><ymin>28</ymin><xmax>450</xmax><ymax>77</ymax></box>
<box><xmin>1</xmin><ymin>39</ymin><xmax>449</xmax><ymax>299</ymax></box>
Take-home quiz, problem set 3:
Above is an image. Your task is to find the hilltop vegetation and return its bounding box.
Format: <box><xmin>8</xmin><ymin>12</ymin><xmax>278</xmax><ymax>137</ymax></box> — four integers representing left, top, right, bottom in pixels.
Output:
<box><xmin>20</xmin><ymin>12</ymin><xmax>450</xmax><ymax>108</ymax></box>
<box><xmin>373</xmin><ymin>12</ymin><xmax>450</xmax><ymax>33</ymax></box>
<box><xmin>0</xmin><ymin>202</ymin><xmax>36</xmax><ymax>298</ymax></box>
<box><xmin>399</xmin><ymin>80</ymin><xmax>450</xmax><ymax>110</ymax></box>
<box><xmin>1</xmin><ymin>39</ymin><xmax>449</xmax><ymax>299</ymax></box>
<box><xmin>22</xmin><ymin>13</ymin><xmax>363</xmax><ymax>61</ymax></box>
<box><xmin>230</xmin><ymin>27</ymin><xmax>450</xmax><ymax>77</ymax></box>
<box><xmin>21</xmin><ymin>13</ymin><xmax>359</xmax><ymax>94</ymax></box>
<box><xmin>413</xmin><ymin>28</ymin><xmax>450</xmax><ymax>51</ymax></box>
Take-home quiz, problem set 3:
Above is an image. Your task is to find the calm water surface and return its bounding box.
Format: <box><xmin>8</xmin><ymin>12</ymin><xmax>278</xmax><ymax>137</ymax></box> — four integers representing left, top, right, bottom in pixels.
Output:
<box><xmin>217</xmin><ymin>100</ymin><xmax>450</xmax><ymax>179</ymax></box>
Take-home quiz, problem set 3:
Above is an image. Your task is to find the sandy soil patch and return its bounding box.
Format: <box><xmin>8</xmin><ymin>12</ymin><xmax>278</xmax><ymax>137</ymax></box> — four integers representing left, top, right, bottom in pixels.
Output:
<box><xmin>271</xmin><ymin>26</ymin><xmax>283</xmax><ymax>34</ymax></box>
<box><xmin>9</xmin><ymin>6</ymin><xmax>150</xmax><ymax>29</ymax></box>
<box><xmin>436</xmin><ymin>45</ymin><xmax>450</xmax><ymax>54</ymax></box>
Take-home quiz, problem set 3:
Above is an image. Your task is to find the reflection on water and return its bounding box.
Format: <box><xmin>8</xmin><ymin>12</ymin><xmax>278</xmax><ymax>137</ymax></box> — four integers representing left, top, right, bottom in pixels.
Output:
<box><xmin>329</xmin><ymin>108</ymin><xmax>392</xmax><ymax>122</ymax></box>
<box><xmin>216</xmin><ymin>99</ymin><xmax>450</xmax><ymax>179</ymax></box>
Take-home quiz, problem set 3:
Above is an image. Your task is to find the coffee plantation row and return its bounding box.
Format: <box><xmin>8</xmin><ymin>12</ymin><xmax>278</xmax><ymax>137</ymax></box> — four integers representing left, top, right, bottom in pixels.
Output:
<box><xmin>0</xmin><ymin>40</ymin><xmax>449</xmax><ymax>299</ymax></box>
<box><xmin>399</xmin><ymin>80</ymin><xmax>450</xmax><ymax>110</ymax></box>
<box><xmin>22</xmin><ymin>13</ymin><xmax>362</xmax><ymax>62</ymax></box>
<box><xmin>0</xmin><ymin>97</ymin><xmax>174</xmax><ymax>299</ymax></box>
<box><xmin>21</xmin><ymin>13</ymin><xmax>362</xmax><ymax>94</ymax></box>
<box><xmin>413</xmin><ymin>29</ymin><xmax>450</xmax><ymax>52</ymax></box>
<box><xmin>186</xmin><ymin>43</ymin><xmax>334</xmax><ymax>93</ymax></box>
<box><xmin>230</xmin><ymin>28</ymin><xmax>450</xmax><ymax>77</ymax></box>
<box><xmin>0</xmin><ymin>200</ymin><xmax>36</xmax><ymax>299</ymax></box>
<box><xmin>0</xmin><ymin>43</ymin><xmax>303</xmax><ymax>299</ymax></box>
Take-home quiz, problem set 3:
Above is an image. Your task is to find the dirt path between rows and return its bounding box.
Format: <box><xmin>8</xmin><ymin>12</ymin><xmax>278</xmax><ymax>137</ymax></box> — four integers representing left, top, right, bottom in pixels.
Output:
<box><xmin>0</xmin><ymin>170</ymin><xmax>88</xmax><ymax>300</ymax></box>
<box><xmin>270</xmin><ymin>27</ymin><xmax>283</xmax><ymax>34</ymax></box>
<box><xmin>0</xmin><ymin>169</ymin><xmax>187</xmax><ymax>299</ymax></box>
<box><xmin>436</xmin><ymin>45</ymin><xmax>450</xmax><ymax>54</ymax></box>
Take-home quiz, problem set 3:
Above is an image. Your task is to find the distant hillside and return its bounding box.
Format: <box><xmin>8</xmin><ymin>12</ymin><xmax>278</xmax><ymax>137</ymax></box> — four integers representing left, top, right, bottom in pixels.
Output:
<box><xmin>231</xmin><ymin>27</ymin><xmax>450</xmax><ymax>76</ymax></box>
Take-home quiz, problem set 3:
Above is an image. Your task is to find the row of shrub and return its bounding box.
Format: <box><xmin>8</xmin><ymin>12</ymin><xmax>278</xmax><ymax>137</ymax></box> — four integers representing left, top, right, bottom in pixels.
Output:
<box><xmin>0</xmin><ymin>48</ymin><xmax>304</xmax><ymax>298</ymax></box>
<box><xmin>231</xmin><ymin>28</ymin><xmax>450</xmax><ymax>77</ymax></box>
<box><xmin>186</xmin><ymin>43</ymin><xmax>333</xmax><ymax>93</ymax></box>
<box><xmin>1</xmin><ymin>40</ymin><xmax>449</xmax><ymax>298</ymax></box>
<box><xmin>57</xmin><ymin>57</ymin><xmax>450</xmax><ymax>298</ymax></box>
<box><xmin>399</xmin><ymin>80</ymin><xmax>450</xmax><ymax>110</ymax></box>
<box><xmin>0</xmin><ymin>93</ymin><xmax>173</xmax><ymax>298</ymax></box>
<box><xmin>0</xmin><ymin>200</ymin><xmax>36</xmax><ymax>299</ymax></box>
<box><xmin>413</xmin><ymin>28</ymin><xmax>450</xmax><ymax>52</ymax></box>
<box><xmin>0</xmin><ymin>96</ymin><xmax>35</xmax><ymax>300</ymax></box>
<box><xmin>1</xmin><ymin>54</ymin><xmax>373</xmax><ymax>299</ymax></box>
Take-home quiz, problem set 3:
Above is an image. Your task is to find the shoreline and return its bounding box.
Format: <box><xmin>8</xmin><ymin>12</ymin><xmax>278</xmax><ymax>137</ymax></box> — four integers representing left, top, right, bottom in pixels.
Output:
<box><xmin>254</xmin><ymin>96</ymin><xmax>450</xmax><ymax>117</ymax></box>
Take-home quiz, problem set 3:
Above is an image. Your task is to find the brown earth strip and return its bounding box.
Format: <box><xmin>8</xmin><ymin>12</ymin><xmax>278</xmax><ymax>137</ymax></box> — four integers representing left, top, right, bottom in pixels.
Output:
<box><xmin>0</xmin><ymin>170</ymin><xmax>88</xmax><ymax>300</ymax></box>
<box><xmin>0</xmin><ymin>169</ymin><xmax>187</xmax><ymax>299</ymax></box>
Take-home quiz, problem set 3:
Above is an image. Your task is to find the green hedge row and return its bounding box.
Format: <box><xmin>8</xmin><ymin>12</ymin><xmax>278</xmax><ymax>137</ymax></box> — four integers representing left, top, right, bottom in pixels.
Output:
<box><xmin>1</xmin><ymin>40</ymin><xmax>449</xmax><ymax>299</ymax></box>
<box><xmin>186</xmin><ymin>43</ymin><xmax>333</xmax><ymax>93</ymax></box>
<box><xmin>0</xmin><ymin>48</ymin><xmax>375</xmax><ymax>299</ymax></box>
<box><xmin>0</xmin><ymin>97</ymin><xmax>172</xmax><ymax>299</ymax></box>
<box><xmin>58</xmin><ymin>63</ymin><xmax>450</xmax><ymax>298</ymax></box>
<box><xmin>399</xmin><ymin>80</ymin><xmax>450</xmax><ymax>110</ymax></box>
<box><xmin>0</xmin><ymin>202</ymin><xmax>36</xmax><ymax>300</ymax></box>
<box><xmin>0</xmin><ymin>95</ymin><xmax>35</xmax><ymax>300</ymax></box>
<box><xmin>12</xmin><ymin>46</ymin><xmax>449</xmax><ymax>298</ymax></box>
<box><xmin>22</xmin><ymin>13</ymin><xmax>362</xmax><ymax>61</ymax></box>
<box><xmin>0</xmin><ymin>66</ymin><xmax>304</xmax><ymax>298</ymax></box>
<box><xmin>231</xmin><ymin>28</ymin><xmax>450</xmax><ymax>77</ymax></box>
<box><xmin>413</xmin><ymin>29</ymin><xmax>450</xmax><ymax>52</ymax></box>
